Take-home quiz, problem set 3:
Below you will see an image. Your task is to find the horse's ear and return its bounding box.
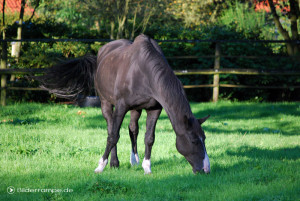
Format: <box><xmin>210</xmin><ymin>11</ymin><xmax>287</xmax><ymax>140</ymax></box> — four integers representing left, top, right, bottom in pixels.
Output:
<box><xmin>198</xmin><ymin>115</ymin><xmax>210</xmax><ymax>125</ymax></box>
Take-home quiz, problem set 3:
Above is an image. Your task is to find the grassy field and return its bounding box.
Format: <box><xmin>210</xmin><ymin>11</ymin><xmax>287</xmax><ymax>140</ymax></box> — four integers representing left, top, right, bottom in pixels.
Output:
<box><xmin>0</xmin><ymin>102</ymin><xmax>299</xmax><ymax>201</ymax></box>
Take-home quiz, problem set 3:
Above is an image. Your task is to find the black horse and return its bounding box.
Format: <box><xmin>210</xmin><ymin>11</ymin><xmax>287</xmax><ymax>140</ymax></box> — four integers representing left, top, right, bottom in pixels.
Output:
<box><xmin>35</xmin><ymin>34</ymin><xmax>210</xmax><ymax>174</ymax></box>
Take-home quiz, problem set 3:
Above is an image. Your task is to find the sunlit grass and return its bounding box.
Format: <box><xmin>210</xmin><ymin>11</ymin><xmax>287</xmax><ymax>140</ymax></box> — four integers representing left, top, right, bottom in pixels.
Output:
<box><xmin>0</xmin><ymin>102</ymin><xmax>299</xmax><ymax>200</ymax></box>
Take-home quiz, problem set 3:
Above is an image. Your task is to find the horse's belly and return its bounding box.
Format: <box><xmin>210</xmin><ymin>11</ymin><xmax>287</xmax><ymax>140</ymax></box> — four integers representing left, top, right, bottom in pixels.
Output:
<box><xmin>128</xmin><ymin>96</ymin><xmax>161</xmax><ymax>110</ymax></box>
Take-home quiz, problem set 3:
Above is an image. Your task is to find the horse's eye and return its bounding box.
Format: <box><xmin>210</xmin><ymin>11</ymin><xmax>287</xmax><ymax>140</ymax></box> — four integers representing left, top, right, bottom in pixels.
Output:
<box><xmin>191</xmin><ymin>137</ymin><xmax>201</xmax><ymax>145</ymax></box>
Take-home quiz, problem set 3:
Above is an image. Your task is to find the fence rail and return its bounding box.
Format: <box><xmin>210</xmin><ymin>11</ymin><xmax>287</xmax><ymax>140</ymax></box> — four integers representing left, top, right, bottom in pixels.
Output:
<box><xmin>174</xmin><ymin>69</ymin><xmax>300</xmax><ymax>75</ymax></box>
<box><xmin>1</xmin><ymin>38</ymin><xmax>300</xmax><ymax>43</ymax></box>
<box><xmin>1</xmin><ymin>38</ymin><xmax>300</xmax><ymax>105</ymax></box>
<box><xmin>1</xmin><ymin>68</ymin><xmax>300</xmax><ymax>92</ymax></box>
<box><xmin>2</xmin><ymin>68</ymin><xmax>300</xmax><ymax>76</ymax></box>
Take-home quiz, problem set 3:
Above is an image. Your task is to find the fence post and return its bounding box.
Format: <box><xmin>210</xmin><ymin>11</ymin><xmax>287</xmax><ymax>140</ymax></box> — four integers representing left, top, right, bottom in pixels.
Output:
<box><xmin>1</xmin><ymin>40</ymin><xmax>8</xmax><ymax>106</ymax></box>
<box><xmin>212</xmin><ymin>42</ymin><xmax>221</xmax><ymax>102</ymax></box>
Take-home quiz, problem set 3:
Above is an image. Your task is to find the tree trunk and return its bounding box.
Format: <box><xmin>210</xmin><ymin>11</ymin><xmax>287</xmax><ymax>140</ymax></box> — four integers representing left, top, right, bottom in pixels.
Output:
<box><xmin>141</xmin><ymin>5</ymin><xmax>153</xmax><ymax>33</ymax></box>
<box><xmin>1</xmin><ymin>0</ymin><xmax>7</xmax><ymax>106</ymax></box>
<box><xmin>269</xmin><ymin>0</ymin><xmax>299</xmax><ymax>56</ymax></box>
<box><xmin>110</xmin><ymin>20</ymin><xmax>115</xmax><ymax>40</ymax></box>
<box><xmin>130</xmin><ymin>7</ymin><xmax>138</xmax><ymax>40</ymax></box>
<box><xmin>116</xmin><ymin>0</ymin><xmax>129</xmax><ymax>39</ymax></box>
<box><xmin>289</xmin><ymin>0</ymin><xmax>300</xmax><ymax>55</ymax></box>
<box><xmin>95</xmin><ymin>19</ymin><xmax>101</xmax><ymax>34</ymax></box>
<box><xmin>28</xmin><ymin>0</ymin><xmax>40</xmax><ymax>22</ymax></box>
<box><xmin>15</xmin><ymin>0</ymin><xmax>26</xmax><ymax>61</ymax></box>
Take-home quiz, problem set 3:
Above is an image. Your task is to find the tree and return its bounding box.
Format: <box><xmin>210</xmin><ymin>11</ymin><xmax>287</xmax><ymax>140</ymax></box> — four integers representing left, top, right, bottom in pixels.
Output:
<box><xmin>80</xmin><ymin>0</ymin><xmax>155</xmax><ymax>39</ymax></box>
<box><xmin>27</xmin><ymin>0</ymin><xmax>40</xmax><ymax>22</ymax></box>
<box><xmin>268</xmin><ymin>0</ymin><xmax>299</xmax><ymax>55</ymax></box>
<box><xmin>11</xmin><ymin>0</ymin><xmax>40</xmax><ymax>80</ymax></box>
<box><xmin>166</xmin><ymin>0</ymin><xmax>232</xmax><ymax>27</ymax></box>
<box><xmin>14</xmin><ymin>0</ymin><xmax>26</xmax><ymax>61</ymax></box>
<box><xmin>1</xmin><ymin>0</ymin><xmax>7</xmax><ymax>106</ymax></box>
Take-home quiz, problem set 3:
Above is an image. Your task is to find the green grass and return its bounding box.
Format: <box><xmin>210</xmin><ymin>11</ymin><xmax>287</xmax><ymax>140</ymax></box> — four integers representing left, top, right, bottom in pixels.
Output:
<box><xmin>0</xmin><ymin>102</ymin><xmax>299</xmax><ymax>201</ymax></box>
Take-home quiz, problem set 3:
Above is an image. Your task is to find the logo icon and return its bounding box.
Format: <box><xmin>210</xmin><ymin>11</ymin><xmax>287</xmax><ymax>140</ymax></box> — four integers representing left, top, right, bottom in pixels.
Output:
<box><xmin>7</xmin><ymin>186</ymin><xmax>15</xmax><ymax>194</ymax></box>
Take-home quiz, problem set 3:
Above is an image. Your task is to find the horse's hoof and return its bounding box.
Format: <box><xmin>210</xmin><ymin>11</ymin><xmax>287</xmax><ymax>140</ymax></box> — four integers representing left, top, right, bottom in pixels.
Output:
<box><xmin>110</xmin><ymin>160</ymin><xmax>120</xmax><ymax>168</ymax></box>
<box><xmin>130</xmin><ymin>151</ymin><xmax>140</xmax><ymax>166</ymax></box>
<box><xmin>94</xmin><ymin>158</ymin><xmax>107</xmax><ymax>174</ymax></box>
<box><xmin>142</xmin><ymin>158</ymin><xmax>151</xmax><ymax>174</ymax></box>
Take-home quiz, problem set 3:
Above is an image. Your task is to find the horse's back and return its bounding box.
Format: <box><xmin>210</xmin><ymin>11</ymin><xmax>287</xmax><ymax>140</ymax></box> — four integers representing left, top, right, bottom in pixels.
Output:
<box><xmin>97</xmin><ymin>35</ymin><xmax>163</xmax><ymax>71</ymax></box>
<box><xmin>95</xmin><ymin>35</ymin><xmax>163</xmax><ymax>109</ymax></box>
<box><xmin>97</xmin><ymin>39</ymin><xmax>132</xmax><ymax>65</ymax></box>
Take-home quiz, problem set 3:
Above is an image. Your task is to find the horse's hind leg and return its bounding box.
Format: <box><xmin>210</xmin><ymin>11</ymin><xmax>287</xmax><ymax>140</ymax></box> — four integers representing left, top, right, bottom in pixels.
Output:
<box><xmin>142</xmin><ymin>108</ymin><xmax>161</xmax><ymax>174</ymax></box>
<box><xmin>129</xmin><ymin>110</ymin><xmax>142</xmax><ymax>165</ymax></box>
<box><xmin>95</xmin><ymin>100</ymin><xmax>113</xmax><ymax>173</ymax></box>
<box><xmin>95</xmin><ymin>100</ymin><xmax>127</xmax><ymax>173</ymax></box>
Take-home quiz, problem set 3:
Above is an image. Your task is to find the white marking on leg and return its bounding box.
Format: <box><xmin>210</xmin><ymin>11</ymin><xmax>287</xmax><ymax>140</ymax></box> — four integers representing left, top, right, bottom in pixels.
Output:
<box><xmin>203</xmin><ymin>152</ymin><xmax>210</xmax><ymax>173</ymax></box>
<box><xmin>142</xmin><ymin>158</ymin><xmax>151</xmax><ymax>174</ymax></box>
<box><xmin>130</xmin><ymin>151</ymin><xmax>140</xmax><ymax>166</ymax></box>
<box><xmin>94</xmin><ymin>157</ymin><xmax>108</xmax><ymax>173</ymax></box>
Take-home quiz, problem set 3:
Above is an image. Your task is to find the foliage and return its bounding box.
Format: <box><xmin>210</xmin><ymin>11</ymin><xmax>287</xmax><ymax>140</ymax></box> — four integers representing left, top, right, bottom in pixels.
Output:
<box><xmin>166</xmin><ymin>0</ymin><xmax>228</xmax><ymax>27</ymax></box>
<box><xmin>0</xmin><ymin>102</ymin><xmax>299</xmax><ymax>200</ymax></box>
<box><xmin>34</xmin><ymin>0</ymin><xmax>158</xmax><ymax>39</ymax></box>
<box><xmin>219</xmin><ymin>1</ymin><xmax>269</xmax><ymax>39</ymax></box>
<box><xmin>36</xmin><ymin>0</ymin><xmax>99</xmax><ymax>37</ymax></box>
<box><xmin>266</xmin><ymin>0</ymin><xmax>300</xmax><ymax>55</ymax></box>
<box><xmin>1</xmin><ymin>0</ymin><xmax>300</xmax><ymax>102</ymax></box>
<box><xmin>4</xmin><ymin>21</ymin><xmax>299</xmax><ymax>102</ymax></box>
<box><xmin>218</xmin><ymin>1</ymin><xmax>300</xmax><ymax>53</ymax></box>
<box><xmin>147</xmin><ymin>25</ymin><xmax>300</xmax><ymax>102</ymax></box>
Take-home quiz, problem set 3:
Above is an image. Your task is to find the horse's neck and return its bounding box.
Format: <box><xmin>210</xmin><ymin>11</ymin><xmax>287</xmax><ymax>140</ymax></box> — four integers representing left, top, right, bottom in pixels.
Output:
<box><xmin>153</xmin><ymin>72</ymin><xmax>193</xmax><ymax>135</ymax></box>
<box><xmin>164</xmin><ymin>105</ymin><xmax>191</xmax><ymax>135</ymax></box>
<box><xmin>141</xmin><ymin>48</ymin><xmax>193</xmax><ymax>134</ymax></box>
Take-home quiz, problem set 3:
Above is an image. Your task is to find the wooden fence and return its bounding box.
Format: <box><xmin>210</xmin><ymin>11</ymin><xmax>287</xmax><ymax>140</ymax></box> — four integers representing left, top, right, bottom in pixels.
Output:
<box><xmin>1</xmin><ymin>39</ymin><xmax>300</xmax><ymax>106</ymax></box>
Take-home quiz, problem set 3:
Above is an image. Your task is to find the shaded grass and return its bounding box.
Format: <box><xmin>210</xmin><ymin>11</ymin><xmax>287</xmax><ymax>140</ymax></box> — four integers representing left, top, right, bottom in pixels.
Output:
<box><xmin>0</xmin><ymin>102</ymin><xmax>299</xmax><ymax>201</ymax></box>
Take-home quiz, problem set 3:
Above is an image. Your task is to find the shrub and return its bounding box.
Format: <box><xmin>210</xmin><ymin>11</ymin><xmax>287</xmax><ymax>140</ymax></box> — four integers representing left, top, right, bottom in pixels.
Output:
<box><xmin>146</xmin><ymin>24</ymin><xmax>300</xmax><ymax>101</ymax></box>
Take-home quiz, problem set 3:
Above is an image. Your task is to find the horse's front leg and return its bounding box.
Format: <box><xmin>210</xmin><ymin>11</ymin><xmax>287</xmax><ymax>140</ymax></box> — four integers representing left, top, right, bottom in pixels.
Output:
<box><xmin>95</xmin><ymin>101</ymin><xmax>128</xmax><ymax>173</ymax></box>
<box><xmin>142</xmin><ymin>108</ymin><xmax>162</xmax><ymax>174</ymax></box>
<box><xmin>129</xmin><ymin>110</ymin><xmax>142</xmax><ymax>165</ymax></box>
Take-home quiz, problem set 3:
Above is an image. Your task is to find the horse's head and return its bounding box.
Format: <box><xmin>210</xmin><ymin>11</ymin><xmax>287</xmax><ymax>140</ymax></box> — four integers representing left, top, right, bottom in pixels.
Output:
<box><xmin>175</xmin><ymin>115</ymin><xmax>210</xmax><ymax>174</ymax></box>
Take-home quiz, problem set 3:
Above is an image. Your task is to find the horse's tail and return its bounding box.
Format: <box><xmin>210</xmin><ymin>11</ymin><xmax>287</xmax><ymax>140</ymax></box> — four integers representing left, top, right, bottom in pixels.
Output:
<box><xmin>34</xmin><ymin>55</ymin><xmax>97</xmax><ymax>100</ymax></box>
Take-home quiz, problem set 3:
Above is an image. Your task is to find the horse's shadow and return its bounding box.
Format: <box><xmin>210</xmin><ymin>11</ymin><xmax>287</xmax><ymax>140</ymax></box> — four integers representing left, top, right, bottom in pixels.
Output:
<box><xmin>194</xmin><ymin>103</ymin><xmax>299</xmax><ymax>121</ymax></box>
<box><xmin>226</xmin><ymin>145</ymin><xmax>300</xmax><ymax>161</ymax></box>
<box><xmin>194</xmin><ymin>103</ymin><xmax>299</xmax><ymax>136</ymax></box>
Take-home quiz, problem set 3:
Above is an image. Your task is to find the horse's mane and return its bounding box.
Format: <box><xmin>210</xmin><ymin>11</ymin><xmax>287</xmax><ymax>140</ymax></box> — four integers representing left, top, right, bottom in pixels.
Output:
<box><xmin>134</xmin><ymin>35</ymin><xmax>193</xmax><ymax>118</ymax></box>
